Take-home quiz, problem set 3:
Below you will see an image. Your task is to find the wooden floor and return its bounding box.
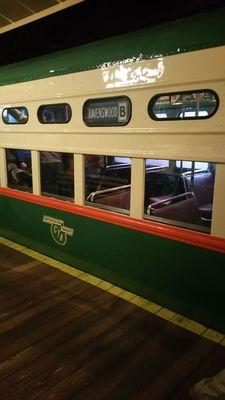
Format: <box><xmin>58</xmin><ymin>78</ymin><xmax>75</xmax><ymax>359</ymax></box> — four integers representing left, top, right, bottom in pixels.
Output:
<box><xmin>0</xmin><ymin>244</ymin><xmax>225</xmax><ymax>400</ymax></box>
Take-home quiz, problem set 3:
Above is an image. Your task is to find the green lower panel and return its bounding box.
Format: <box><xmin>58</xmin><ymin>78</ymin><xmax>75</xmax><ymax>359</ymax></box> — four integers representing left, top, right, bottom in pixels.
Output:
<box><xmin>0</xmin><ymin>195</ymin><xmax>225</xmax><ymax>332</ymax></box>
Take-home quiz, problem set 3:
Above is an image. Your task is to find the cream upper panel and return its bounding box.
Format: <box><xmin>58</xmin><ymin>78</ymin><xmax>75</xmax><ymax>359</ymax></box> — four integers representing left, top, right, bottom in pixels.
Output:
<box><xmin>0</xmin><ymin>46</ymin><xmax>224</xmax><ymax>102</ymax></box>
<box><xmin>0</xmin><ymin>46</ymin><xmax>224</xmax><ymax>162</ymax></box>
<box><xmin>2</xmin><ymin>131</ymin><xmax>224</xmax><ymax>163</ymax></box>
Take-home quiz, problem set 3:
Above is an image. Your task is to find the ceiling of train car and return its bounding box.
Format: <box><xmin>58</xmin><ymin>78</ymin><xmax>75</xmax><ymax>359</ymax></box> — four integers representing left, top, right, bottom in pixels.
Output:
<box><xmin>0</xmin><ymin>0</ymin><xmax>84</xmax><ymax>33</ymax></box>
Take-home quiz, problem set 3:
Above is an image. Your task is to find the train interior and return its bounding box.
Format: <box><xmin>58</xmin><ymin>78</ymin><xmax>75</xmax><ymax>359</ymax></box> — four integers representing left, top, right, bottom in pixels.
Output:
<box><xmin>6</xmin><ymin>150</ymin><xmax>215</xmax><ymax>234</ymax></box>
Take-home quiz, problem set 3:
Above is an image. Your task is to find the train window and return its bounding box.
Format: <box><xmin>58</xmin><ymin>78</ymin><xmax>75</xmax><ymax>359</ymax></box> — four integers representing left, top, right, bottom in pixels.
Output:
<box><xmin>83</xmin><ymin>96</ymin><xmax>131</xmax><ymax>126</ymax></box>
<box><xmin>144</xmin><ymin>158</ymin><xmax>216</xmax><ymax>233</ymax></box>
<box><xmin>148</xmin><ymin>90</ymin><xmax>218</xmax><ymax>120</ymax></box>
<box><xmin>6</xmin><ymin>148</ymin><xmax>32</xmax><ymax>192</ymax></box>
<box><xmin>40</xmin><ymin>152</ymin><xmax>74</xmax><ymax>201</ymax></box>
<box><xmin>38</xmin><ymin>104</ymin><xmax>71</xmax><ymax>124</ymax></box>
<box><xmin>85</xmin><ymin>154</ymin><xmax>131</xmax><ymax>213</ymax></box>
<box><xmin>2</xmin><ymin>107</ymin><xmax>28</xmax><ymax>124</ymax></box>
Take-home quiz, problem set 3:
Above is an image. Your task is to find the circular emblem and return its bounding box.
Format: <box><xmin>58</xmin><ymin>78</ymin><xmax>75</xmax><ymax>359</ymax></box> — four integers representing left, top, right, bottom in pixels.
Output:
<box><xmin>43</xmin><ymin>215</ymin><xmax>74</xmax><ymax>246</ymax></box>
<box><xmin>50</xmin><ymin>223</ymin><xmax>67</xmax><ymax>246</ymax></box>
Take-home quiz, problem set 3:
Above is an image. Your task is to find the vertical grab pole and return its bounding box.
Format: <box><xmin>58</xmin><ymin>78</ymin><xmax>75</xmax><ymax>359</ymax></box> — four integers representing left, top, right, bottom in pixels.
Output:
<box><xmin>130</xmin><ymin>158</ymin><xmax>145</xmax><ymax>219</ymax></box>
<box><xmin>0</xmin><ymin>148</ymin><xmax>8</xmax><ymax>187</ymax></box>
<box><xmin>74</xmin><ymin>153</ymin><xmax>85</xmax><ymax>205</ymax></box>
<box><xmin>31</xmin><ymin>150</ymin><xmax>41</xmax><ymax>195</ymax></box>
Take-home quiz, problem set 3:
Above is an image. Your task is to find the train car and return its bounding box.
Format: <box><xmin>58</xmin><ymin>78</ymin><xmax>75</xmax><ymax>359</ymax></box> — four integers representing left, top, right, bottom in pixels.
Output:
<box><xmin>0</xmin><ymin>8</ymin><xmax>225</xmax><ymax>332</ymax></box>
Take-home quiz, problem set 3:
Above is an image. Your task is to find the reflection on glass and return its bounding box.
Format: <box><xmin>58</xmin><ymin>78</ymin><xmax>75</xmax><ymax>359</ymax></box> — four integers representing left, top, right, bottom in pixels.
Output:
<box><xmin>149</xmin><ymin>90</ymin><xmax>218</xmax><ymax>120</ymax></box>
<box><xmin>114</xmin><ymin>156</ymin><xmax>131</xmax><ymax>164</ymax></box>
<box><xmin>3</xmin><ymin>107</ymin><xmax>28</xmax><ymax>124</ymax></box>
<box><xmin>85</xmin><ymin>155</ymin><xmax>131</xmax><ymax>213</ymax></box>
<box><xmin>41</xmin><ymin>152</ymin><xmax>74</xmax><ymax>201</ymax></box>
<box><xmin>144</xmin><ymin>158</ymin><xmax>215</xmax><ymax>233</ymax></box>
<box><xmin>6</xmin><ymin>148</ymin><xmax>32</xmax><ymax>192</ymax></box>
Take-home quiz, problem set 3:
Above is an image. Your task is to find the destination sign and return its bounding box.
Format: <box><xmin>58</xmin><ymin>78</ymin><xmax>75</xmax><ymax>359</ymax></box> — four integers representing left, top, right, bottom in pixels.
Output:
<box><xmin>83</xmin><ymin>96</ymin><xmax>131</xmax><ymax>126</ymax></box>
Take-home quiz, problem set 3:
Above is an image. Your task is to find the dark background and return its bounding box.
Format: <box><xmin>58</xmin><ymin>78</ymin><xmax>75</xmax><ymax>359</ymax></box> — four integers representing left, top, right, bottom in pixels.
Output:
<box><xmin>0</xmin><ymin>0</ymin><xmax>224</xmax><ymax>66</ymax></box>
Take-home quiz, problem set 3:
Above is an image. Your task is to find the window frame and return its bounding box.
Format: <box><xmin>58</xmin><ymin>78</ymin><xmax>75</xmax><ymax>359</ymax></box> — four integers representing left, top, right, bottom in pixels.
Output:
<box><xmin>143</xmin><ymin>157</ymin><xmax>216</xmax><ymax>234</ymax></box>
<box><xmin>148</xmin><ymin>89</ymin><xmax>219</xmax><ymax>121</ymax></box>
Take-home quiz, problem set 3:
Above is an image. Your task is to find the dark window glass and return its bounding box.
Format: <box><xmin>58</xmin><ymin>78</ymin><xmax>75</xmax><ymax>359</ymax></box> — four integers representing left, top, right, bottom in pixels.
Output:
<box><xmin>40</xmin><ymin>152</ymin><xmax>74</xmax><ymax>201</ymax></box>
<box><xmin>38</xmin><ymin>103</ymin><xmax>71</xmax><ymax>123</ymax></box>
<box><xmin>2</xmin><ymin>107</ymin><xmax>28</xmax><ymax>124</ymax></box>
<box><xmin>148</xmin><ymin>90</ymin><xmax>218</xmax><ymax>120</ymax></box>
<box><xmin>6</xmin><ymin>148</ymin><xmax>32</xmax><ymax>192</ymax></box>
<box><xmin>83</xmin><ymin>96</ymin><xmax>131</xmax><ymax>126</ymax></box>
<box><xmin>85</xmin><ymin>155</ymin><xmax>131</xmax><ymax>213</ymax></box>
<box><xmin>144</xmin><ymin>158</ymin><xmax>215</xmax><ymax>233</ymax></box>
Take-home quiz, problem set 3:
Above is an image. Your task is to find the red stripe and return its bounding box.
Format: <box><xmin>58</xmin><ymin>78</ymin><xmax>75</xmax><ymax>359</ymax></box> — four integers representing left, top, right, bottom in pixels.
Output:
<box><xmin>0</xmin><ymin>187</ymin><xmax>225</xmax><ymax>254</ymax></box>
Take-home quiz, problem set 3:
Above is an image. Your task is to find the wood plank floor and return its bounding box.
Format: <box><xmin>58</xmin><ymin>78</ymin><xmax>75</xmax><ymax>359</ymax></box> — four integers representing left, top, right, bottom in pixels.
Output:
<box><xmin>0</xmin><ymin>243</ymin><xmax>224</xmax><ymax>400</ymax></box>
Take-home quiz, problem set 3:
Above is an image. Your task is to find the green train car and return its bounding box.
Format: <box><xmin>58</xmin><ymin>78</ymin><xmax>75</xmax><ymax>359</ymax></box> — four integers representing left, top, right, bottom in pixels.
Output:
<box><xmin>0</xmin><ymin>8</ymin><xmax>225</xmax><ymax>332</ymax></box>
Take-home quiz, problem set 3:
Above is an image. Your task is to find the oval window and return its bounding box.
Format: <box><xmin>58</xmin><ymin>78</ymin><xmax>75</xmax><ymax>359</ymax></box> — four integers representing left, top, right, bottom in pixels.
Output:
<box><xmin>2</xmin><ymin>107</ymin><xmax>29</xmax><ymax>124</ymax></box>
<box><xmin>148</xmin><ymin>90</ymin><xmax>218</xmax><ymax>120</ymax></box>
<box><xmin>38</xmin><ymin>103</ymin><xmax>72</xmax><ymax>124</ymax></box>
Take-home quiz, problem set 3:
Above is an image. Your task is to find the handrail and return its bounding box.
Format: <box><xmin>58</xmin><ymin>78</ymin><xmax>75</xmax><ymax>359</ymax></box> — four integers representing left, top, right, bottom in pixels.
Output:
<box><xmin>181</xmin><ymin>169</ymin><xmax>209</xmax><ymax>177</ymax></box>
<box><xmin>147</xmin><ymin>192</ymin><xmax>195</xmax><ymax>215</ymax></box>
<box><xmin>87</xmin><ymin>184</ymin><xmax>131</xmax><ymax>202</ymax></box>
<box><xmin>11</xmin><ymin>167</ymin><xmax>32</xmax><ymax>182</ymax></box>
